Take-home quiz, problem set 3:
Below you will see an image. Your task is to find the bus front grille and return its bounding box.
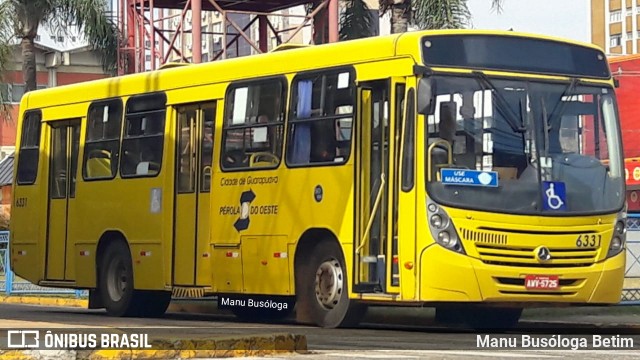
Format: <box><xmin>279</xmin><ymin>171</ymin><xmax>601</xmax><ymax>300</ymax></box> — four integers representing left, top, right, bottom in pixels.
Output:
<box><xmin>460</xmin><ymin>228</ymin><xmax>508</xmax><ymax>246</ymax></box>
<box><xmin>474</xmin><ymin>243</ymin><xmax>598</xmax><ymax>267</ymax></box>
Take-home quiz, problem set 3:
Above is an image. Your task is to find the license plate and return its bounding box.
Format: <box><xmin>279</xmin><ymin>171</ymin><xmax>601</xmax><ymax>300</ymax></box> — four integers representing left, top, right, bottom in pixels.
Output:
<box><xmin>524</xmin><ymin>275</ymin><xmax>559</xmax><ymax>290</ymax></box>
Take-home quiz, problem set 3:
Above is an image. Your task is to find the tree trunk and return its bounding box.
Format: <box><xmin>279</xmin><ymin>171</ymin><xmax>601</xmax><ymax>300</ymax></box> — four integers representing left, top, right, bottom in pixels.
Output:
<box><xmin>21</xmin><ymin>36</ymin><xmax>37</xmax><ymax>93</ymax></box>
<box><xmin>390</xmin><ymin>1</ymin><xmax>411</xmax><ymax>34</ymax></box>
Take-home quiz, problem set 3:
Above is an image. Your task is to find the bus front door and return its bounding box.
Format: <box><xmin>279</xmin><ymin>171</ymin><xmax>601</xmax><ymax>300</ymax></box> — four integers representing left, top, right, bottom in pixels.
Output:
<box><xmin>173</xmin><ymin>103</ymin><xmax>217</xmax><ymax>286</ymax></box>
<box><xmin>355</xmin><ymin>80</ymin><xmax>396</xmax><ymax>293</ymax></box>
<box><xmin>46</xmin><ymin>120</ymin><xmax>81</xmax><ymax>280</ymax></box>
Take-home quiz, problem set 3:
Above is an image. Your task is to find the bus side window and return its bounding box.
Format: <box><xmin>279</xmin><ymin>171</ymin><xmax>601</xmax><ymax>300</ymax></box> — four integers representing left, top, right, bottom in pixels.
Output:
<box><xmin>221</xmin><ymin>78</ymin><xmax>285</xmax><ymax>170</ymax></box>
<box><xmin>120</xmin><ymin>93</ymin><xmax>167</xmax><ymax>178</ymax></box>
<box><xmin>83</xmin><ymin>99</ymin><xmax>122</xmax><ymax>180</ymax></box>
<box><xmin>200</xmin><ymin>106</ymin><xmax>215</xmax><ymax>192</ymax></box>
<box><xmin>16</xmin><ymin>111</ymin><xmax>42</xmax><ymax>185</ymax></box>
<box><xmin>287</xmin><ymin>69</ymin><xmax>355</xmax><ymax>166</ymax></box>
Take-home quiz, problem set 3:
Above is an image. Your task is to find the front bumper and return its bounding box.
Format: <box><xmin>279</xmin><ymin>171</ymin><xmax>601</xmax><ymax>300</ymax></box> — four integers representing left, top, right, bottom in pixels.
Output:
<box><xmin>419</xmin><ymin>244</ymin><xmax>625</xmax><ymax>304</ymax></box>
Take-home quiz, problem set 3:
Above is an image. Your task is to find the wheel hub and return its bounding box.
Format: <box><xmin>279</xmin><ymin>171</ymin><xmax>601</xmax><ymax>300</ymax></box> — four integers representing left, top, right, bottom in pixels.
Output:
<box><xmin>106</xmin><ymin>258</ymin><xmax>127</xmax><ymax>302</ymax></box>
<box><xmin>314</xmin><ymin>259</ymin><xmax>343</xmax><ymax>309</ymax></box>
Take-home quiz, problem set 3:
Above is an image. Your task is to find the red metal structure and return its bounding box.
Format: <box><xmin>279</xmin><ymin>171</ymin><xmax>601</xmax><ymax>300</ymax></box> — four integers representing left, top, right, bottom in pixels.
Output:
<box><xmin>116</xmin><ymin>0</ymin><xmax>339</xmax><ymax>74</ymax></box>
<box><xmin>609</xmin><ymin>55</ymin><xmax>640</xmax><ymax>211</ymax></box>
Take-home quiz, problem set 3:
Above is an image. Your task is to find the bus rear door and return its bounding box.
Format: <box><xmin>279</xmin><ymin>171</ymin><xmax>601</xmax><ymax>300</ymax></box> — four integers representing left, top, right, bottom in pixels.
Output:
<box><xmin>173</xmin><ymin>103</ymin><xmax>217</xmax><ymax>286</ymax></box>
<box><xmin>46</xmin><ymin>120</ymin><xmax>81</xmax><ymax>280</ymax></box>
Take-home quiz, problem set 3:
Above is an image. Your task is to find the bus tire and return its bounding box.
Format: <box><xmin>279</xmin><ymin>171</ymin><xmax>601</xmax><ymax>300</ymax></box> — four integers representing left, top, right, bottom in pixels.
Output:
<box><xmin>138</xmin><ymin>291</ymin><xmax>172</xmax><ymax>317</ymax></box>
<box><xmin>464</xmin><ymin>306</ymin><xmax>522</xmax><ymax>330</ymax></box>
<box><xmin>295</xmin><ymin>240</ymin><xmax>366</xmax><ymax>328</ymax></box>
<box><xmin>98</xmin><ymin>241</ymin><xmax>141</xmax><ymax>317</ymax></box>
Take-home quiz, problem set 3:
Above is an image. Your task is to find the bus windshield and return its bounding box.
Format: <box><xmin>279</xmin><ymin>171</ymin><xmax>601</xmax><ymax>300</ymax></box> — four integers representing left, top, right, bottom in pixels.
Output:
<box><xmin>424</xmin><ymin>74</ymin><xmax>625</xmax><ymax>215</ymax></box>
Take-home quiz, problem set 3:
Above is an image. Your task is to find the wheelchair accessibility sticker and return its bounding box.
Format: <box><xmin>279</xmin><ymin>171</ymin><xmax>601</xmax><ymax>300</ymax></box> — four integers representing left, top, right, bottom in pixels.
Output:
<box><xmin>542</xmin><ymin>181</ymin><xmax>566</xmax><ymax>211</ymax></box>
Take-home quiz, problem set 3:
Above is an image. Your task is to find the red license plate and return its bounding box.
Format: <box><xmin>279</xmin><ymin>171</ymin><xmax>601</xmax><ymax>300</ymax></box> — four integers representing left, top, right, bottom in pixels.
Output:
<box><xmin>524</xmin><ymin>275</ymin><xmax>559</xmax><ymax>290</ymax></box>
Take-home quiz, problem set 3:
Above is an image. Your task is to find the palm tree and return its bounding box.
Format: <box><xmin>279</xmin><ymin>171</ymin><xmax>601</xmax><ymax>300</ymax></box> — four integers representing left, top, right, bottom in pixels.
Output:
<box><xmin>0</xmin><ymin>1</ymin><xmax>12</xmax><ymax>116</ymax></box>
<box><xmin>380</xmin><ymin>0</ymin><xmax>505</xmax><ymax>34</ymax></box>
<box><xmin>0</xmin><ymin>0</ymin><xmax>119</xmax><ymax>98</ymax></box>
<box><xmin>340</xmin><ymin>0</ymin><xmax>374</xmax><ymax>41</ymax></box>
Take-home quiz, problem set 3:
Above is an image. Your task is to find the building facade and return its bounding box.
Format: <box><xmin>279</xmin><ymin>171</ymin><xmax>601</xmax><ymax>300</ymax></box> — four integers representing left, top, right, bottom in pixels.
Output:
<box><xmin>591</xmin><ymin>0</ymin><xmax>640</xmax><ymax>55</ymax></box>
<box><xmin>1</xmin><ymin>30</ymin><xmax>112</xmax><ymax>159</ymax></box>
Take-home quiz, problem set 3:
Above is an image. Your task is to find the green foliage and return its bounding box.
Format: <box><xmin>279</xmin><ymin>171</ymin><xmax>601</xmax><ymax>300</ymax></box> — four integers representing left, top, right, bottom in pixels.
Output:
<box><xmin>0</xmin><ymin>2</ymin><xmax>13</xmax><ymax>119</ymax></box>
<box><xmin>413</xmin><ymin>0</ymin><xmax>471</xmax><ymax>30</ymax></box>
<box><xmin>45</xmin><ymin>0</ymin><xmax>121</xmax><ymax>74</ymax></box>
<box><xmin>491</xmin><ymin>0</ymin><xmax>504</xmax><ymax>13</ymax></box>
<box><xmin>340</xmin><ymin>0</ymin><xmax>374</xmax><ymax>41</ymax></box>
<box><xmin>0</xmin><ymin>0</ymin><xmax>120</xmax><ymax>89</ymax></box>
<box><xmin>379</xmin><ymin>0</ymin><xmax>506</xmax><ymax>33</ymax></box>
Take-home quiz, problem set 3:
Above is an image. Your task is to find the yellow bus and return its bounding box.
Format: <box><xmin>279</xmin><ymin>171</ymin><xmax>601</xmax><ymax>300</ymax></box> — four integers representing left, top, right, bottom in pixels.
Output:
<box><xmin>10</xmin><ymin>29</ymin><xmax>626</xmax><ymax>329</ymax></box>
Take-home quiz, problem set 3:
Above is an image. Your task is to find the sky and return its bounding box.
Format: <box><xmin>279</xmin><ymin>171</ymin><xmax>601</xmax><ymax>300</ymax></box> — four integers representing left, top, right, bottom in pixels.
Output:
<box><xmin>467</xmin><ymin>0</ymin><xmax>591</xmax><ymax>44</ymax></box>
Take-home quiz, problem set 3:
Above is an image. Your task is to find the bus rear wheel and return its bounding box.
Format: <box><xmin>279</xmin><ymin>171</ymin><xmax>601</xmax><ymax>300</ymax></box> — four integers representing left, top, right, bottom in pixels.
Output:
<box><xmin>99</xmin><ymin>241</ymin><xmax>142</xmax><ymax>317</ymax></box>
<box><xmin>295</xmin><ymin>240</ymin><xmax>366</xmax><ymax>328</ymax></box>
<box><xmin>138</xmin><ymin>291</ymin><xmax>172</xmax><ymax>317</ymax></box>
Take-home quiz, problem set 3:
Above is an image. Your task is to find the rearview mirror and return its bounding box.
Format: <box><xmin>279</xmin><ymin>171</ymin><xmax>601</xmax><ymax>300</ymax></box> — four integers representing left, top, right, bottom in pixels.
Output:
<box><xmin>417</xmin><ymin>77</ymin><xmax>435</xmax><ymax>115</ymax></box>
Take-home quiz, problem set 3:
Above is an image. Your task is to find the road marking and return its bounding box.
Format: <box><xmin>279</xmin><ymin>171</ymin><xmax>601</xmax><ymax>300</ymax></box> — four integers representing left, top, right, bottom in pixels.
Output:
<box><xmin>320</xmin><ymin>353</ymin><xmax>419</xmax><ymax>358</ymax></box>
<box><xmin>416</xmin><ymin>351</ymin><xmax>559</xmax><ymax>358</ymax></box>
<box><xmin>319</xmin><ymin>350</ymin><xmax>559</xmax><ymax>358</ymax></box>
<box><xmin>0</xmin><ymin>319</ymin><xmax>103</xmax><ymax>328</ymax></box>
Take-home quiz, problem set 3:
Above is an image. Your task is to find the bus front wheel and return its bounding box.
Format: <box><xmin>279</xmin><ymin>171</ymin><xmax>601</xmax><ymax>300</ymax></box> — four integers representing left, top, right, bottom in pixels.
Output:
<box><xmin>295</xmin><ymin>240</ymin><xmax>366</xmax><ymax>328</ymax></box>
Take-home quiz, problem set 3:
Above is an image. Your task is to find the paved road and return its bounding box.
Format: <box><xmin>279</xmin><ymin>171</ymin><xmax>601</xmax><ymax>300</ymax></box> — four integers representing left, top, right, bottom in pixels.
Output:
<box><xmin>0</xmin><ymin>303</ymin><xmax>639</xmax><ymax>359</ymax></box>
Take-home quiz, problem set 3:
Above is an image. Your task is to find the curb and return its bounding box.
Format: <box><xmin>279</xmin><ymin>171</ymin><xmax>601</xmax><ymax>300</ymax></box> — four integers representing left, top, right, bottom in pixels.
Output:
<box><xmin>0</xmin><ymin>333</ymin><xmax>307</xmax><ymax>359</ymax></box>
<box><xmin>0</xmin><ymin>296</ymin><xmax>87</xmax><ymax>308</ymax></box>
<box><xmin>0</xmin><ymin>295</ymin><xmax>217</xmax><ymax>315</ymax></box>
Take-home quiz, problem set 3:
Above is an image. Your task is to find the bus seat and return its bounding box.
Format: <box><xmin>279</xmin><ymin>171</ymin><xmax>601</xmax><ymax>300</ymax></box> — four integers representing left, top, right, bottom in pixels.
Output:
<box><xmin>249</xmin><ymin>152</ymin><xmax>279</xmax><ymax>167</ymax></box>
<box><xmin>135</xmin><ymin>161</ymin><xmax>159</xmax><ymax>175</ymax></box>
<box><xmin>86</xmin><ymin>150</ymin><xmax>112</xmax><ymax>178</ymax></box>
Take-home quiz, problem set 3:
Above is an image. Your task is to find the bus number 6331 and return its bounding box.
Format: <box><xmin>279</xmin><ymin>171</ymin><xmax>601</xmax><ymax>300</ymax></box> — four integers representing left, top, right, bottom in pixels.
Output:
<box><xmin>576</xmin><ymin>234</ymin><xmax>601</xmax><ymax>248</ymax></box>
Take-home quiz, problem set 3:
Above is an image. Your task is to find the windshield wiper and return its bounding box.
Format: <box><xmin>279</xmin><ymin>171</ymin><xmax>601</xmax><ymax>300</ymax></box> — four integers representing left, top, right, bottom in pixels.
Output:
<box><xmin>547</xmin><ymin>78</ymin><xmax>579</xmax><ymax>128</ymax></box>
<box><xmin>472</xmin><ymin>71</ymin><xmax>526</xmax><ymax>133</ymax></box>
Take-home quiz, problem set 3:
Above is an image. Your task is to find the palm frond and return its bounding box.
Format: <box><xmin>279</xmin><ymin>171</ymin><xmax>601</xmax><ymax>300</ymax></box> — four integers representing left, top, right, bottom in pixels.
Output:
<box><xmin>340</xmin><ymin>0</ymin><xmax>374</xmax><ymax>41</ymax></box>
<box><xmin>0</xmin><ymin>1</ymin><xmax>15</xmax><ymax>119</ymax></box>
<box><xmin>414</xmin><ymin>0</ymin><xmax>471</xmax><ymax>30</ymax></box>
<box><xmin>47</xmin><ymin>0</ymin><xmax>121</xmax><ymax>74</ymax></box>
<box><xmin>491</xmin><ymin>0</ymin><xmax>505</xmax><ymax>13</ymax></box>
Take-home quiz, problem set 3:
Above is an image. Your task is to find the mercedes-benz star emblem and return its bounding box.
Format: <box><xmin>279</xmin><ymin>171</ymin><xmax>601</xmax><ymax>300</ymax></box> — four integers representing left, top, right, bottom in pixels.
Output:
<box><xmin>535</xmin><ymin>246</ymin><xmax>552</xmax><ymax>262</ymax></box>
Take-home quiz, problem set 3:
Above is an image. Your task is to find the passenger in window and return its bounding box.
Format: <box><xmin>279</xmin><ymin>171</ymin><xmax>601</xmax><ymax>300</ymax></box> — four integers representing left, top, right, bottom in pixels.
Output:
<box><xmin>429</xmin><ymin>103</ymin><xmax>456</xmax><ymax>179</ymax></box>
<box><xmin>224</xmin><ymin>149</ymin><xmax>248</xmax><ymax>168</ymax></box>
<box><xmin>310</xmin><ymin>120</ymin><xmax>337</xmax><ymax>162</ymax></box>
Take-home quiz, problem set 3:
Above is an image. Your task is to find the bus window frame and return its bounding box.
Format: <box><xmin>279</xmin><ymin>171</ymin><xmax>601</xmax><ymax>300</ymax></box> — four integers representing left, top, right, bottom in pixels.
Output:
<box><xmin>16</xmin><ymin>109</ymin><xmax>43</xmax><ymax>185</ymax></box>
<box><xmin>120</xmin><ymin>92</ymin><xmax>167</xmax><ymax>179</ymax></box>
<box><xmin>82</xmin><ymin>98</ymin><xmax>124</xmax><ymax>181</ymax></box>
<box><xmin>220</xmin><ymin>75</ymin><xmax>288</xmax><ymax>172</ymax></box>
<box><xmin>285</xmin><ymin>66</ymin><xmax>356</xmax><ymax>169</ymax></box>
<box><xmin>401</xmin><ymin>88</ymin><xmax>416</xmax><ymax>191</ymax></box>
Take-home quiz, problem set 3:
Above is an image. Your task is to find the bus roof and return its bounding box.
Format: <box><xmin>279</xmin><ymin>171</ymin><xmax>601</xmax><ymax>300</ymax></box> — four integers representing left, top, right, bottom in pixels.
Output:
<box><xmin>22</xmin><ymin>29</ymin><xmax>604</xmax><ymax>111</ymax></box>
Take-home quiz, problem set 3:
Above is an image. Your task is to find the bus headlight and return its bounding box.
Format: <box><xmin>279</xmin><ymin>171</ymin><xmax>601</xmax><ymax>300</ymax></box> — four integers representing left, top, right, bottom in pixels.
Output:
<box><xmin>607</xmin><ymin>218</ymin><xmax>626</xmax><ymax>258</ymax></box>
<box><xmin>430</xmin><ymin>214</ymin><xmax>445</xmax><ymax>229</ymax></box>
<box><xmin>427</xmin><ymin>198</ymin><xmax>465</xmax><ymax>254</ymax></box>
<box><xmin>437</xmin><ymin>231</ymin><xmax>459</xmax><ymax>250</ymax></box>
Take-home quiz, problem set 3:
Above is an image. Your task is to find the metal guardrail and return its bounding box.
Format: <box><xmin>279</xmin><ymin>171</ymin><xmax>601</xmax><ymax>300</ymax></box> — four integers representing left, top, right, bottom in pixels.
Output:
<box><xmin>0</xmin><ymin>231</ymin><xmax>84</xmax><ymax>296</ymax></box>
<box><xmin>0</xmin><ymin>231</ymin><xmax>9</xmax><ymax>293</ymax></box>
<box><xmin>1</xmin><ymin>219</ymin><xmax>639</xmax><ymax>303</ymax></box>
<box><xmin>622</xmin><ymin>214</ymin><xmax>640</xmax><ymax>304</ymax></box>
